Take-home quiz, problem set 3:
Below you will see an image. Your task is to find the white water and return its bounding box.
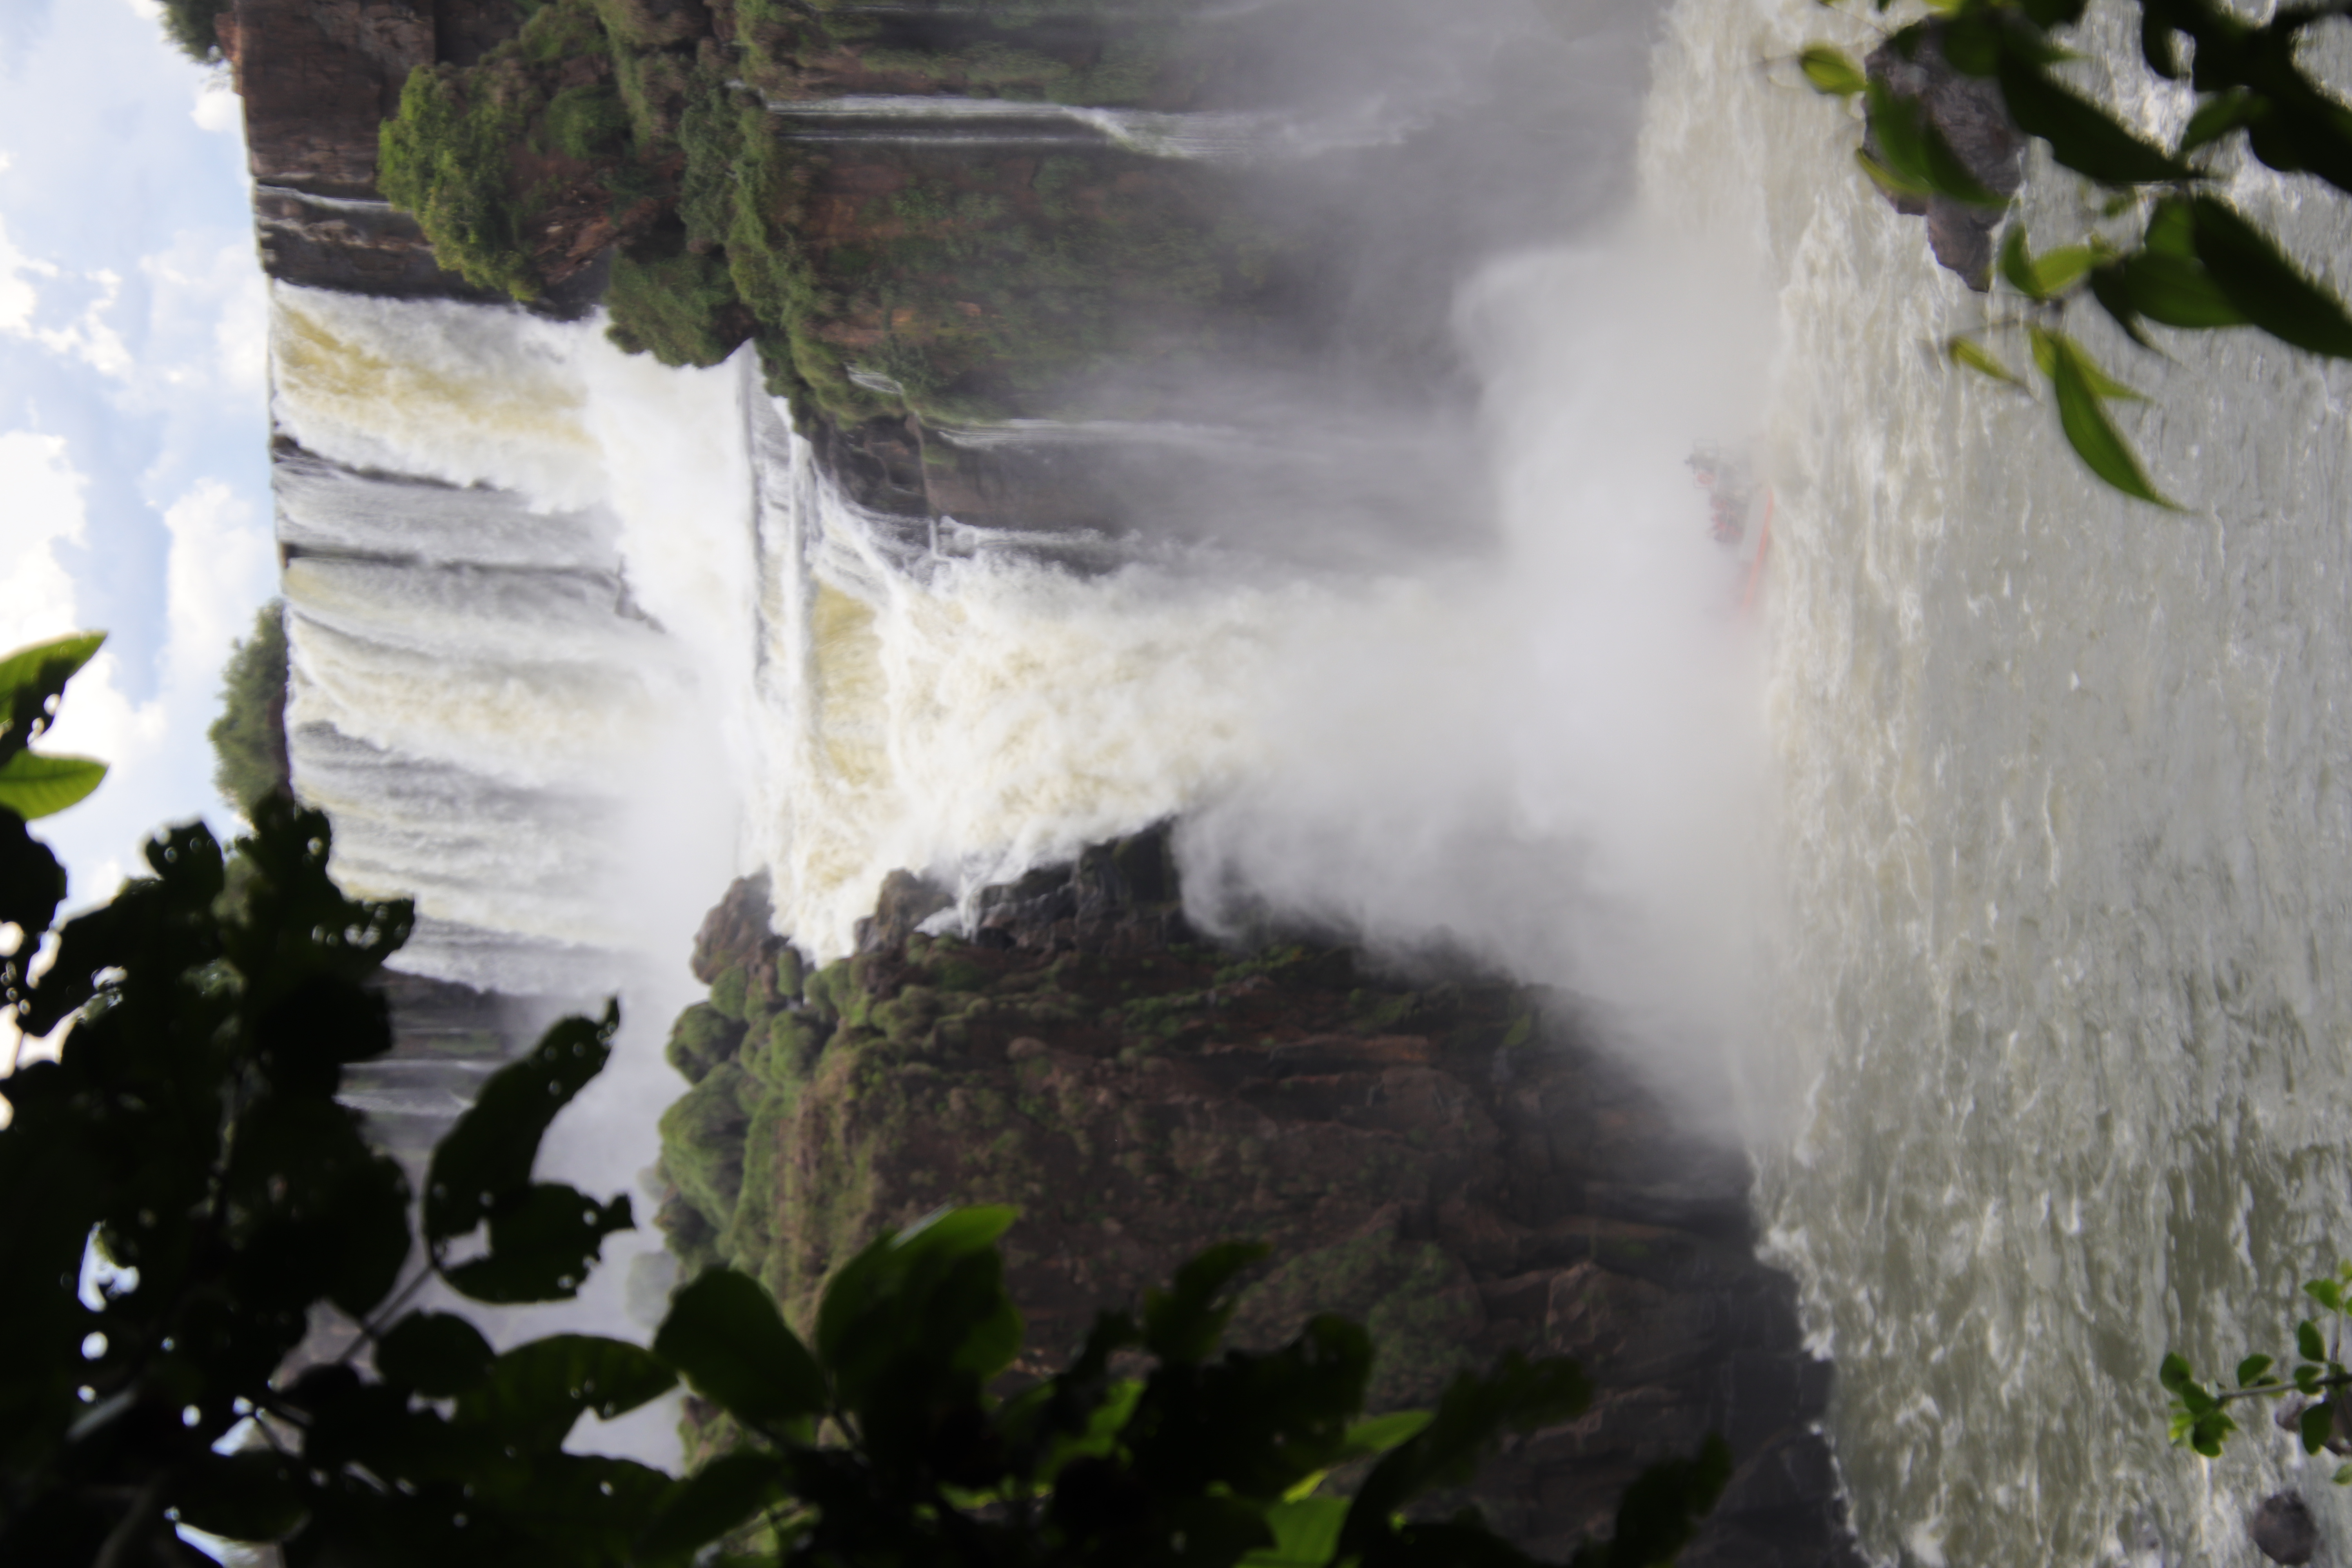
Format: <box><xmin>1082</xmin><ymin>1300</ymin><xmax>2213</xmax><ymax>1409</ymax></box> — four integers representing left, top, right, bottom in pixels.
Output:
<box><xmin>265</xmin><ymin>0</ymin><xmax>2352</xmax><ymax>1555</ymax></box>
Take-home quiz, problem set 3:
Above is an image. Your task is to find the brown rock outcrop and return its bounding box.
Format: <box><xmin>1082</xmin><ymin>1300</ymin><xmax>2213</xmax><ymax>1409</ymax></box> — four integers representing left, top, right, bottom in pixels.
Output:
<box><xmin>658</xmin><ymin>834</ymin><xmax>1858</xmax><ymax>1566</ymax></box>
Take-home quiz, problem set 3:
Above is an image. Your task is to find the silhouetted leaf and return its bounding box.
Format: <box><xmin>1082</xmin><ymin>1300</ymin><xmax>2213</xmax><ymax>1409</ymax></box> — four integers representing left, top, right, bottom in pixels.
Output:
<box><xmin>655</xmin><ymin>1268</ymin><xmax>828</xmax><ymax>1431</ymax></box>
<box><xmin>817</xmin><ymin>1205</ymin><xmax>1024</xmax><ymax>1399</ymax></box>
<box><xmin>637</xmin><ymin>1451</ymin><xmax>787</xmax><ymax>1563</ymax></box>
<box><xmin>2303</xmin><ymin>1320</ymin><xmax>2330</xmax><ymax>1361</ymax></box>
<box><xmin>2189</xmin><ymin>196</ymin><xmax>2352</xmax><ymax>357</ymax></box>
<box><xmin>1586</xmin><ymin>1435</ymin><xmax>1734</xmax><ymax>1568</ymax></box>
<box><xmin>2088</xmin><ymin>263</ymin><xmax>2160</xmax><ymax>348</ymax></box>
<box><xmin>2042</xmin><ymin>331</ymin><xmax>2175</xmax><ymax>505</ymax></box>
<box><xmin>1799</xmin><ymin>45</ymin><xmax>1867</xmax><ymax>96</ymax></box>
<box><xmin>1341</xmin><ymin>1352</ymin><xmax>1593</xmax><ymax>1556</ymax></box>
<box><xmin>328</xmin><ymin>1149</ymin><xmax>414</xmax><ymax>1317</ymax></box>
<box><xmin>253</xmin><ymin>973</ymin><xmax>394</xmax><ymax>1096</ymax></box>
<box><xmin>0</xmin><ymin>809</ymin><xmax>64</xmax><ymax>936</ymax></box>
<box><xmin>442</xmin><ymin>1183</ymin><xmax>632</xmax><ymax>1304</ymax></box>
<box><xmin>1144</xmin><ymin>1239</ymin><xmax>1270</xmax><ymax>1364</ymax></box>
<box><xmin>377</xmin><ymin>1311</ymin><xmax>496</xmax><ymax>1397</ymax></box>
<box><xmin>1996</xmin><ymin>51</ymin><xmax>2197</xmax><ymax>183</ymax></box>
<box><xmin>0</xmin><ymin>751</ymin><xmax>106</xmax><ymax>820</ymax></box>
<box><xmin>424</xmin><ymin>1005</ymin><xmax>617</xmax><ymax>1243</ymax></box>
<box><xmin>458</xmin><ymin>1334</ymin><xmax>678</xmax><ymax>1451</ymax></box>
<box><xmin>172</xmin><ymin>1449</ymin><xmax>309</xmax><ymax>1543</ymax></box>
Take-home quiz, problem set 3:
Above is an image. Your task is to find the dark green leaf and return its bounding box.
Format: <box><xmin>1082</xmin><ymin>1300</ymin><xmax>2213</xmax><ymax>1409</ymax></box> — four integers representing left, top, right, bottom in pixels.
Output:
<box><xmin>655</xmin><ymin>1267</ymin><xmax>828</xmax><ymax>1430</ymax></box>
<box><xmin>1855</xmin><ymin>147</ymin><xmax>1935</xmax><ymax>201</ymax></box>
<box><xmin>441</xmin><ymin>1183</ymin><xmax>632</xmax><ymax>1304</ymax></box>
<box><xmin>2022</xmin><ymin>0</ymin><xmax>2089</xmax><ymax>29</ymax></box>
<box><xmin>171</xmin><ymin>1449</ymin><xmax>309</xmax><ymax>1543</ymax></box>
<box><xmin>1342</xmin><ymin>1352</ymin><xmax>1592</xmax><ymax>1555</ymax></box>
<box><xmin>424</xmin><ymin>1005</ymin><xmax>617</xmax><ymax>1243</ymax></box>
<box><xmin>0</xmin><ymin>751</ymin><xmax>106</xmax><ymax>820</ymax></box>
<box><xmin>636</xmin><ymin>1451</ymin><xmax>787</xmax><ymax>1564</ymax></box>
<box><xmin>2307</xmin><ymin>1402</ymin><xmax>2338</xmax><ymax>1454</ymax></box>
<box><xmin>2088</xmin><ymin>263</ymin><xmax>2160</xmax><ymax>348</ymax></box>
<box><xmin>2121</xmin><ymin>250</ymin><xmax>2250</xmax><ymax>328</ymax></box>
<box><xmin>2160</xmin><ymin>1352</ymin><xmax>2197</xmax><ymax>1394</ymax></box>
<box><xmin>1996</xmin><ymin>51</ymin><xmax>2198</xmax><ymax>183</ymax></box>
<box><xmin>2181</xmin><ymin>89</ymin><xmax>2254</xmax><ymax>153</ymax></box>
<box><xmin>2191</xmin><ymin>1410</ymin><xmax>2236</xmax><ymax>1456</ymax></box>
<box><xmin>2190</xmin><ymin>196</ymin><xmax>2352</xmax><ymax>357</ymax></box>
<box><xmin>2239</xmin><ymin>1354</ymin><xmax>2277</xmax><ymax>1387</ymax></box>
<box><xmin>1798</xmin><ymin>45</ymin><xmax>1868</xmax><ymax>96</ymax></box>
<box><xmin>1144</xmin><ymin>1239</ymin><xmax>1270</xmax><ymax>1364</ymax></box>
<box><xmin>457</xmin><ymin>1333</ymin><xmax>678</xmax><ymax>1450</ymax></box>
<box><xmin>2030</xmin><ymin>327</ymin><xmax>2143</xmax><ymax>397</ymax></box>
<box><xmin>327</xmin><ymin>1149</ymin><xmax>414</xmax><ymax>1317</ymax></box>
<box><xmin>816</xmin><ymin>1205</ymin><xmax>1025</xmax><ymax>1397</ymax></box>
<box><xmin>2044</xmin><ymin>331</ymin><xmax>2174</xmax><ymax>505</ymax></box>
<box><xmin>1869</xmin><ymin>83</ymin><xmax>2007</xmax><ymax>205</ymax></box>
<box><xmin>1586</xmin><ymin>1436</ymin><xmax>1733</xmax><ymax>1568</ymax></box>
<box><xmin>0</xmin><ymin>630</ymin><xmax>104</xmax><ymax>765</ymax></box>
<box><xmin>1241</xmin><ymin>1497</ymin><xmax>1350</xmax><ymax>1568</ymax></box>
<box><xmin>376</xmin><ymin>1311</ymin><xmax>497</xmax><ymax>1397</ymax></box>
<box><xmin>2303</xmin><ymin>1320</ymin><xmax>2329</xmax><ymax>1362</ymax></box>
<box><xmin>1338</xmin><ymin>1410</ymin><xmax>1435</xmax><ymax>1459</ymax></box>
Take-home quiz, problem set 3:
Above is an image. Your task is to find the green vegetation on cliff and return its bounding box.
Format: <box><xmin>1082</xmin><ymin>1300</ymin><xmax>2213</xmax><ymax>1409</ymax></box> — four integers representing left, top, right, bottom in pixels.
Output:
<box><xmin>160</xmin><ymin>0</ymin><xmax>230</xmax><ymax>64</ymax></box>
<box><xmin>207</xmin><ymin>599</ymin><xmax>290</xmax><ymax>815</ymax></box>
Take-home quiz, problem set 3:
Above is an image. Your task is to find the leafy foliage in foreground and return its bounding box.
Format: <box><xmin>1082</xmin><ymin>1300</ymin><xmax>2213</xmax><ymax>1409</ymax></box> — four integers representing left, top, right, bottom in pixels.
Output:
<box><xmin>0</xmin><ymin>635</ymin><xmax>1728</xmax><ymax>1566</ymax></box>
<box><xmin>1802</xmin><ymin>0</ymin><xmax>2352</xmax><ymax>504</ymax></box>
<box><xmin>208</xmin><ymin>601</ymin><xmax>290</xmax><ymax>817</ymax></box>
<box><xmin>2161</xmin><ymin>1261</ymin><xmax>2352</xmax><ymax>1478</ymax></box>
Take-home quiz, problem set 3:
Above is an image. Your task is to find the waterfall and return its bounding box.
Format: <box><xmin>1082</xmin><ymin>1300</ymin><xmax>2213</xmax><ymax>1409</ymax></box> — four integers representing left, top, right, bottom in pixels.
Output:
<box><xmin>258</xmin><ymin>0</ymin><xmax>2352</xmax><ymax>1549</ymax></box>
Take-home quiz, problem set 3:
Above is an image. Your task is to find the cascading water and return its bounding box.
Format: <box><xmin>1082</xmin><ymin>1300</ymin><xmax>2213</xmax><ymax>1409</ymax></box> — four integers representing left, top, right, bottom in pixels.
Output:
<box><xmin>261</xmin><ymin>0</ymin><xmax>2352</xmax><ymax>1552</ymax></box>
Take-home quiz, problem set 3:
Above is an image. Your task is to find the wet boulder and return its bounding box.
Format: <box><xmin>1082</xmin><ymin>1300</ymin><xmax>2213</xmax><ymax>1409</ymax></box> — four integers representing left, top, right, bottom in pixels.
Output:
<box><xmin>2251</xmin><ymin>1492</ymin><xmax>2319</xmax><ymax>1565</ymax></box>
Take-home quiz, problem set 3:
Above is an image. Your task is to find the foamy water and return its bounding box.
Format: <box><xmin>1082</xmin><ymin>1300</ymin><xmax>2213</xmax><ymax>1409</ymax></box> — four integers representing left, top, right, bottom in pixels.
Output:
<box><xmin>1638</xmin><ymin>0</ymin><xmax>2352</xmax><ymax>1559</ymax></box>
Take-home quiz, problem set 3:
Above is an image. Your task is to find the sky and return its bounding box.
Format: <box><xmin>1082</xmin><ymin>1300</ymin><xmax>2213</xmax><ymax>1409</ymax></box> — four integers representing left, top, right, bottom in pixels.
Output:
<box><xmin>0</xmin><ymin>0</ymin><xmax>276</xmax><ymax>908</ymax></box>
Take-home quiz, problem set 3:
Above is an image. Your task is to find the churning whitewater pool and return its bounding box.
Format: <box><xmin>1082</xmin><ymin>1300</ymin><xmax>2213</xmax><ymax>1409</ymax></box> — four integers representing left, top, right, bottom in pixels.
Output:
<box><xmin>1649</xmin><ymin>0</ymin><xmax>2352</xmax><ymax>1559</ymax></box>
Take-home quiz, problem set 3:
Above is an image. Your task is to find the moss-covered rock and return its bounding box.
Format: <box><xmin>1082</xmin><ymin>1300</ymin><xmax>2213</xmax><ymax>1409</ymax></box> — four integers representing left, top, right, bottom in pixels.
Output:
<box><xmin>665</xmin><ymin>1002</ymin><xmax>747</xmax><ymax>1084</ymax></box>
<box><xmin>658</xmin><ymin>1060</ymin><xmax>761</xmax><ymax>1232</ymax></box>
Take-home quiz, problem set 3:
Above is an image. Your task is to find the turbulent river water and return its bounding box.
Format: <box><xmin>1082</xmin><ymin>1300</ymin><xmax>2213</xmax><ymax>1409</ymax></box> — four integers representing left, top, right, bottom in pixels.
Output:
<box><xmin>267</xmin><ymin>0</ymin><xmax>2352</xmax><ymax>1558</ymax></box>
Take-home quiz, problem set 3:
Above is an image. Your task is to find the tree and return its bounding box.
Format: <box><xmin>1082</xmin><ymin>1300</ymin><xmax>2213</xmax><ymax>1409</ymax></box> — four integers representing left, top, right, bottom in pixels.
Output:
<box><xmin>1802</xmin><ymin>0</ymin><xmax>2352</xmax><ymax>504</ymax></box>
<box><xmin>0</xmin><ymin>633</ymin><xmax>1728</xmax><ymax>1568</ymax></box>
<box><xmin>207</xmin><ymin>602</ymin><xmax>291</xmax><ymax>818</ymax></box>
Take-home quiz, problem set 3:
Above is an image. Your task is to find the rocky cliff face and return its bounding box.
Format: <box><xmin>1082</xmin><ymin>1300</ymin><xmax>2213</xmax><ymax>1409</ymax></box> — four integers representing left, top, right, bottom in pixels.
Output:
<box><xmin>657</xmin><ymin>837</ymin><xmax>1857</xmax><ymax>1568</ymax></box>
<box><xmin>227</xmin><ymin>0</ymin><xmax>526</xmax><ymax>297</ymax></box>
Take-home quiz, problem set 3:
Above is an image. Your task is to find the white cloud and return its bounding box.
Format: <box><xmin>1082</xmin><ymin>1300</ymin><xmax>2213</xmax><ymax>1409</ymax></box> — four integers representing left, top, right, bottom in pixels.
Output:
<box><xmin>0</xmin><ymin>211</ymin><xmax>60</xmax><ymax>334</ymax></box>
<box><xmin>0</xmin><ymin>430</ymin><xmax>89</xmax><ymax>644</ymax></box>
<box><xmin>192</xmin><ymin>80</ymin><xmax>240</xmax><ymax>135</ymax></box>
<box><xmin>140</xmin><ymin>232</ymin><xmax>269</xmax><ymax>399</ymax></box>
<box><xmin>0</xmin><ymin>214</ymin><xmax>132</xmax><ymax>380</ymax></box>
<box><xmin>120</xmin><ymin>0</ymin><xmax>163</xmax><ymax>18</ymax></box>
<box><xmin>160</xmin><ymin>477</ymin><xmax>273</xmax><ymax>681</ymax></box>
